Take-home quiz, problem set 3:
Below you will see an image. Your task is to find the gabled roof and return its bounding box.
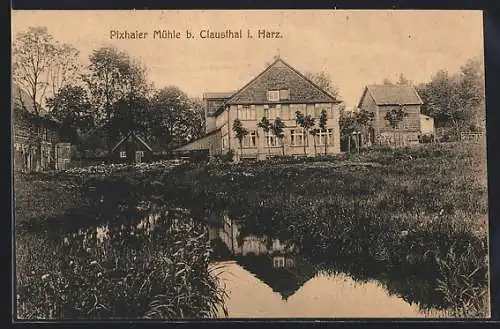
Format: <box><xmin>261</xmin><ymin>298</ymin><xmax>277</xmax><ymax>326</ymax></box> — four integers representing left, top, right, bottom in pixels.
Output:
<box><xmin>358</xmin><ymin>84</ymin><xmax>423</xmax><ymax>107</ymax></box>
<box><xmin>12</xmin><ymin>84</ymin><xmax>62</xmax><ymax>125</ymax></box>
<box><xmin>111</xmin><ymin>131</ymin><xmax>153</xmax><ymax>153</ymax></box>
<box><xmin>237</xmin><ymin>254</ymin><xmax>316</xmax><ymax>301</ymax></box>
<box><xmin>224</xmin><ymin>58</ymin><xmax>339</xmax><ymax>106</ymax></box>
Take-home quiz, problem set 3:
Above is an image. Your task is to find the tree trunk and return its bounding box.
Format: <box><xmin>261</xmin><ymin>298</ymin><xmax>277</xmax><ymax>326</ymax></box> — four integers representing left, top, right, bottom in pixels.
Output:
<box><xmin>239</xmin><ymin>140</ymin><xmax>243</xmax><ymax>160</ymax></box>
<box><xmin>324</xmin><ymin>133</ymin><xmax>327</xmax><ymax>156</ymax></box>
<box><xmin>347</xmin><ymin>135</ymin><xmax>351</xmax><ymax>153</ymax></box>
<box><xmin>303</xmin><ymin>130</ymin><xmax>307</xmax><ymax>155</ymax></box>
<box><xmin>281</xmin><ymin>139</ymin><xmax>285</xmax><ymax>156</ymax></box>
<box><xmin>313</xmin><ymin>135</ymin><xmax>317</xmax><ymax>156</ymax></box>
<box><xmin>35</xmin><ymin>122</ymin><xmax>42</xmax><ymax>171</ymax></box>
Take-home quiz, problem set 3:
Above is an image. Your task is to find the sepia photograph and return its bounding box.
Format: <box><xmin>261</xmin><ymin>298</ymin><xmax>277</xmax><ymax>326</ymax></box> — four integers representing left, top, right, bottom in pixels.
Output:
<box><xmin>11</xmin><ymin>9</ymin><xmax>490</xmax><ymax>320</ymax></box>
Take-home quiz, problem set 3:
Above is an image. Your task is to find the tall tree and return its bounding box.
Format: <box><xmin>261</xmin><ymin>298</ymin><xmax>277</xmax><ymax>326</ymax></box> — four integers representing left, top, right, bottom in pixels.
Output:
<box><xmin>232</xmin><ymin>119</ymin><xmax>248</xmax><ymax>160</ymax></box>
<box><xmin>319</xmin><ymin>109</ymin><xmax>328</xmax><ymax>155</ymax></box>
<box><xmin>46</xmin><ymin>85</ymin><xmax>94</xmax><ymax>145</ymax></box>
<box><xmin>384</xmin><ymin>105</ymin><xmax>408</xmax><ymax>147</ymax></box>
<box><xmin>110</xmin><ymin>94</ymin><xmax>151</xmax><ymax>139</ymax></box>
<box><xmin>416</xmin><ymin>57</ymin><xmax>485</xmax><ymax>137</ymax></box>
<box><xmin>304</xmin><ymin>71</ymin><xmax>340</xmax><ymax>99</ymax></box>
<box><xmin>12</xmin><ymin>26</ymin><xmax>80</xmax><ymax>171</ymax></box>
<box><xmin>149</xmin><ymin>86</ymin><xmax>195</xmax><ymax>152</ymax></box>
<box><xmin>48</xmin><ymin>43</ymin><xmax>81</xmax><ymax>97</ymax></box>
<box><xmin>83</xmin><ymin>46</ymin><xmax>150</xmax><ymax>152</ymax></box>
<box><xmin>270</xmin><ymin>117</ymin><xmax>286</xmax><ymax>156</ymax></box>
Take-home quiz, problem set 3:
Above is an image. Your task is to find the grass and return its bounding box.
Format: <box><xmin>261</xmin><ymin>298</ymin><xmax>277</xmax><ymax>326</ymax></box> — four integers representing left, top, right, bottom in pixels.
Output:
<box><xmin>14</xmin><ymin>161</ymin><xmax>228</xmax><ymax>320</ymax></box>
<box><xmin>15</xmin><ymin>143</ymin><xmax>490</xmax><ymax>318</ymax></box>
<box><xmin>159</xmin><ymin>142</ymin><xmax>489</xmax><ymax>317</ymax></box>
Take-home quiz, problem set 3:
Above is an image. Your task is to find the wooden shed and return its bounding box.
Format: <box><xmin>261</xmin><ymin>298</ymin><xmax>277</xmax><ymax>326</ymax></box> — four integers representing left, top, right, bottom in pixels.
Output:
<box><xmin>111</xmin><ymin>131</ymin><xmax>153</xmax><ymax>164</ymax></box>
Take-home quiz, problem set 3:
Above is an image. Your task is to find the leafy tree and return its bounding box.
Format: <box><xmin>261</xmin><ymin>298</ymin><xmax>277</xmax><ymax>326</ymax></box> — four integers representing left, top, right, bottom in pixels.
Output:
<box><xmin>83</xmin><ymin>46</ymin><xmax>150</xmax><ymax>152</ymax></box>
<box><xmin>384</xmin><ymin>104</ymin><xmax>408</xmax><ymax>147</ymax></box>
<box><xmin>339</xmin><ymin>110</ymin><xmax>356</xmax><ymax>153</ymax></box>
<box><xmin>46</xmin><ymin>85</ymin><xmax>94</xmax><ymax>145</ymax></box>
<box><xmin>12</xmin><ymin>26</ymin><xmax>80</xmax><ymax>171</ymax></box>
<box><xmin>110</xmin><ymin>94</ymin><xmax>151</xmax><ymax>139</ymax></box>
<box><xmin>354</xmin><ymin>109</ymin><xmax>375</xmax><ymax>150</ymax></box>
<box><xmin>295</xmin><ymin>111</ymin><xmax>315</xmax><ymax>155</ymax></box>
<box><xmin>257</xmin><ymin>116</ymin><xmax>271</xmax><ymax>156</ymax></box>
<box><xmin>270</xmin><ymin>117</ymin><xmax>286</xmax><ymax>156</ymax></box>
<box><xmin>304</xmin><ymin>71</ymin><xmax>340</xmax><ymax>99</ymax></box>
<box><xmin>232</xmin><ymin>118</ymin><xmax>248</xmax><ymax>160</ymax></box>
<box><xmin>149</xmin><ymin>86</ymin><xmax>196</xmax><ymax>152</ymax></box>
<box><xmin>319</xmin><ymin>109</ymin><xmax>328</xmax><ymax>155</ymax></box>
<box><xmin>416</xmin><ymin>57</ymin><xmax>485</xmax><ymax>138</ymax></box>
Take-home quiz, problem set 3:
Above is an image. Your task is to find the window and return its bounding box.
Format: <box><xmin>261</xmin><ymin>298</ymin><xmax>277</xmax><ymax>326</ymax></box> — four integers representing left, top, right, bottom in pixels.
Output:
<box><xmin>243</xmin><ymin>131</ymin><xmax>257</xmax><ymax>148</ymax></box>
<box><xmin>314</xmin><ymin>104</ymin><xmax>324</xmax><ymax>117</ymax></box>
<box><xmin>318</xmin><ymin>128</ymin><xmax>334</xmax><ymax>145</ymax></box>
<box><xmin>268</xmin><ymin>105</ymin><xmax>281</xmax><ymax>119</ymax></box>
<box><xmin>120</xmin><ymin>151</ymin><xmax>127</xmax><ymax>158</ymax></box>
<box><xmin>266</xmin><ymin>131</ymin><xmax>278</xmax><ymax>147</ymax></box>
<box><xmin>279</xmin><ymin>89</ymin><xmax>290</xmax><ymax>100</ymax></box>
<box><xmin>273</xmin><ymin>256</ymin><xmax>285</xmax><ymax>268</ymax></box>
<box><xmin>136</xmin><ymin>150</ymin><xmax>144</xmax><ymax>157</ymax></box>
<box><xmin>238</xmin><ymin>105</ymin><xmax>256</xmax><ymax>120</ymax></box>
<box><xmin>222</xmin><ymin>136</ymin><xmax>227</xmax><ymax>149</ymax></box>
<box><xmin>290</xmin><ymin>129</ymin><xmax>305</xmax><ymax>146</ymax></box>
<box><xmin>267</xmin><ymin>90</ymin><xmax>279</xmax><ymax>102</ymax></box>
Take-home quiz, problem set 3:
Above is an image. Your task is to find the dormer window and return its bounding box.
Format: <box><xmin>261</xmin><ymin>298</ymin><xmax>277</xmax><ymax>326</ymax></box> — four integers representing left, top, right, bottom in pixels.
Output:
<box><xmin>279</xmin><ymin>89</ymin><xmax>290</xmax><ymax>100</ymax></box>
<box><xmin>268</xmin><ymin>89</ymin><xmax>290</xmax><ymax>102</ymax></box>
<box><xmin>267</xmin><ymin>90</ymin><xmax>279</xmax><ymax>102</ymax></box>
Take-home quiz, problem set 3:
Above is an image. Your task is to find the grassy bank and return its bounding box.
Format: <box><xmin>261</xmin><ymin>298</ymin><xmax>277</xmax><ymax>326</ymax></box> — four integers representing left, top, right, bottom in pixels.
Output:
<box><xmin>160</xmin><ymin>143</ymin><xmax>489</xmax><ymax>317</ymax></box>
<box><xmin>15</xmin><ymin>143</ymin><xmax>490</xmax><ymax>318</ymax></box>
<box><xmin>14</xmin><ymin>161</ymin><xmax>227</xmax><ymax>320</ymax></box>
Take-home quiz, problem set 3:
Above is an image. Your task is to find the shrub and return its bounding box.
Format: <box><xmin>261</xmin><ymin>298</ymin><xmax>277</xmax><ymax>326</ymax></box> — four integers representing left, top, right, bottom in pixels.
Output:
<box><xmin>16</xmin><ymin>210</ymin><xmax>228</xmax><ymax>320</ymax></box>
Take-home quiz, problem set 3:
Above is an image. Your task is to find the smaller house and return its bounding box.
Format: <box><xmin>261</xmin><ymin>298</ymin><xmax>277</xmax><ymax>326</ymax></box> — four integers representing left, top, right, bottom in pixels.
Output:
<box><xmin>12</xmin><ymin>85</ymin><xmax>70</xmax><ymax>172</ymax></box>
<box><xmin>111</xmin><ymin>131</ymin><xmax>153</xmax><ymax>164</ymax></box>
<box><xmin>357</xmin><ymin>84</ymin><xmax>432</xmax><ymax>147</ymax></box>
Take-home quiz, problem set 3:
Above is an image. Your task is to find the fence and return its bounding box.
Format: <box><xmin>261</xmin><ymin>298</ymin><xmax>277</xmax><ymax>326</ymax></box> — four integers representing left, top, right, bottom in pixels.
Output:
<box><xmin>460</xmin><ymin>132</ymin><xmax>484</xmax><ymax>143</ymax></box>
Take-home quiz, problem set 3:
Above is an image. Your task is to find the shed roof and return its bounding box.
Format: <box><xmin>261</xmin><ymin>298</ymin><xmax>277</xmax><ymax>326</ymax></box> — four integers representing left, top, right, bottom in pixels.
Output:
<box><xmin>359</xmin><ymin>85</ymin><xmax>423</xmax><ymax>107</ymax></box>
<box><xmin>203</xmin><ymin>92</ymin><xmax>235</xmax><ymax>100</ymax></box>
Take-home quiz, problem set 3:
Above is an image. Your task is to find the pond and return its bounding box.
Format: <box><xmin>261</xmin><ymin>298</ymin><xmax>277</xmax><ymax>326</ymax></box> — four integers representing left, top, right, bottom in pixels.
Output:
<box><xmin>204</xmin><ymin>214</ymin><xmax>448</xmax><ymax>318</ymax></box>
<box><xmin>20</xmin><ymin>183</ymin><xmax>453</xmax><ymax>319</ymax></box>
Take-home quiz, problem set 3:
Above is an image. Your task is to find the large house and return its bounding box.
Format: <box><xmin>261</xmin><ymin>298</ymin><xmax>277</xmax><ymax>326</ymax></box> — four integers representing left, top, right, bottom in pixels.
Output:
<box><xmin>175</xmin><ymin>58</ymin><xmax>343</xmax><ymax>161</ymax></box>
<box><xmin>357</xmin><ymin>84</ymin><xmax>433</xmax><ymax>146</ymax></box>
<box><xmin>12</xmin><ymin>85</ymin><xmax>71</xmax><ymax>172</ymax></box>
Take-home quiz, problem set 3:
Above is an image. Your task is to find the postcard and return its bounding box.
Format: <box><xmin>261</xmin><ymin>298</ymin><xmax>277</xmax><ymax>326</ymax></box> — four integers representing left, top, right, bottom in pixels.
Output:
<box><xmin>12</xmin><ymin>9</ymin><xmax>490</xmax><ymax>320</ymax></box>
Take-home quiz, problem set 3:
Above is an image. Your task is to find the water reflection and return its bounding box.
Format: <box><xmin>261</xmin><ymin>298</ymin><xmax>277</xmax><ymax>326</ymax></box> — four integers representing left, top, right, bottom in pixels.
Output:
<box><xmin>42</xmin><ymin>183</ymin><xmax>450</xmax><ymax>319</ymax></box>
<box><xmin>205</xmin><ymin>213</ymin><xmax>448</xmax><ymax>318</ymax></box>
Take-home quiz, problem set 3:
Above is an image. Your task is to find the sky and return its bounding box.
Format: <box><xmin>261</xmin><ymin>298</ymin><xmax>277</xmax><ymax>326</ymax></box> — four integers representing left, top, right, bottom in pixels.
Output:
<box><xmin>12</xmin><ymin>10</ymin><xmax>484</xmax><ymax>108</ymax></box>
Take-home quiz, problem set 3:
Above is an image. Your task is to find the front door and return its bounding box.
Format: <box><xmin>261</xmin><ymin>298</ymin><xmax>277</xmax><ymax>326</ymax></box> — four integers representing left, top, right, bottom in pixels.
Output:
<box><xmin>135</xmin><ymin>150</ymin><xmax>143</xmax><ymax>163</ymax></box>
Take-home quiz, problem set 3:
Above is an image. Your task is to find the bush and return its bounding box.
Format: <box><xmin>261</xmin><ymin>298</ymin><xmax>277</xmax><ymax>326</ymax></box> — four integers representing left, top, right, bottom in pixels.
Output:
<box><xmin>16</xmin><ymin>210</ymin><xmax>228</xmax><ymax>320</ymax></box>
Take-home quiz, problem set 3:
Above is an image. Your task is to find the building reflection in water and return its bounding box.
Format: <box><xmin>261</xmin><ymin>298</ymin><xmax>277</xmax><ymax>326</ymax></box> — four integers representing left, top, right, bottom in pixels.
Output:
<box><xmin>208</xmin><ymin>213</ymin><xmax>316</xmax><ymax>301</ymax></box>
